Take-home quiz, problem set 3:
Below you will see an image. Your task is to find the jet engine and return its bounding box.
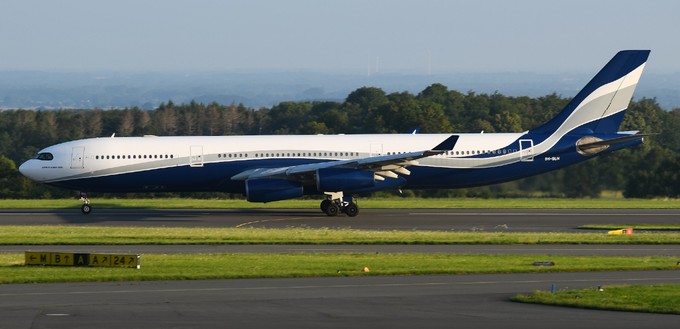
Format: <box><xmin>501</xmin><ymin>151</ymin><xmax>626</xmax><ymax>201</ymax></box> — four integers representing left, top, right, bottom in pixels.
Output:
<box><xmin>316</xmin><ymin>168</ymin><xmax>375</xmax><ymax>192</ymax></box>
<box><xmin>246</xmin><ymin>178</ymin><xmax>304</xmax><ymax>202</ymax></box>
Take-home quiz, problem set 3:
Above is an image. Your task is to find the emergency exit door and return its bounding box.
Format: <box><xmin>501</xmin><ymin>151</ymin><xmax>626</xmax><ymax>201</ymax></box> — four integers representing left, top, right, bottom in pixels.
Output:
<box><xmin>519</xmin><ymin>139</ymin><xmax>534</xmax><ymax>162</ymax></box>
<box><xmin>190</xmin><ymin>145</ymin><xmax>204</xmax><ymax>167</ymax></box>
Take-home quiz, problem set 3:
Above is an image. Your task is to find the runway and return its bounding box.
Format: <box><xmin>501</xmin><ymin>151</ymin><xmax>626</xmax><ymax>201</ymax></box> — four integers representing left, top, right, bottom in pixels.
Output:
<box><xmin>1</xmin><ymin>208</ymin><xmax>679</xmax><ymax>328</ymax></box>
<box><xmin>1</xmin><ymin>208</ymin><xmax>679</xmax><ymax>231</ymax></box>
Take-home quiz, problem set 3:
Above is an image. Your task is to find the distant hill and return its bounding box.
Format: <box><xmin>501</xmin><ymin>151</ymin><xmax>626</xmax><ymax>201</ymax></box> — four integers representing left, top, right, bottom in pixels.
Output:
<box><xmin>1</xmin><ymin>70</ymin><xmax>678</xmax><ymax>110</ymax></box>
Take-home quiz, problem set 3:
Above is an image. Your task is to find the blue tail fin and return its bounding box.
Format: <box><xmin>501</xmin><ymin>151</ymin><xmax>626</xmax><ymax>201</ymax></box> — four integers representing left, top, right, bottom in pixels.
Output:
<box><xmin>530</xmin><ymin>50</ymin><xmax>650</xmax><ymax>135</ymax></box>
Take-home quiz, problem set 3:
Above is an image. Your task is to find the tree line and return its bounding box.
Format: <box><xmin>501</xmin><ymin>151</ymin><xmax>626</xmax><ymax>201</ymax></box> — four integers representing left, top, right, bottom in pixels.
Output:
<box><xmin>1</xmin><ymin>83</ymin><xmax>679</xmax><ymax>199</ymax></box>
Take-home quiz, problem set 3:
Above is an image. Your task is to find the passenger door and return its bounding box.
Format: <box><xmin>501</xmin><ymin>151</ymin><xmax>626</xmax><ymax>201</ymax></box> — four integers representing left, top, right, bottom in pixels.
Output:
<box><xmin>70</xmin><ymin>147</ymin><xmax>85</xmax><ymax>169</ymax></box>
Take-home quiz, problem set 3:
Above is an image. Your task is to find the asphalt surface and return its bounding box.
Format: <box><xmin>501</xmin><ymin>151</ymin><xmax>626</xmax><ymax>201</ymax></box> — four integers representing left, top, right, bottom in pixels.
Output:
<box><xmin>1</xmin><ymin>208</ymin><xmax>679</xmax><ymax>328</ymax></box>
<box><xmin>2</xmin><ymin>272</ymin><xmax>679</xmax><ymax>329</ymax></box>
<box><xmin>1</xmin><ymin>208</ymin><xmax>679</xmax><ymax>231</ymax></box>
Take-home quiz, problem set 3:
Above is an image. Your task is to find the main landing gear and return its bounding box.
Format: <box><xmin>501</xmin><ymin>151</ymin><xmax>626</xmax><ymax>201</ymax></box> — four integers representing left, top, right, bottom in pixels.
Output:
<box><xmin>320</xmin><ymin>192</ymin><xmax>359</xmax><ymax>217</ymax></box>
<box><xmin>79</xmin><ymin>192</ymin><xmax>92</xmax><ymax>214</ymax></box>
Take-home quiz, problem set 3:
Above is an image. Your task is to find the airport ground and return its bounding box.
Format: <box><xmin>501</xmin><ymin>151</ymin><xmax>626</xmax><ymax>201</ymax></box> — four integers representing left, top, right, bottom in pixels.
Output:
<box><xmin>0</xmin><ymin>208</ymin><xmax>678</xmax><ymax>328</ymax></box>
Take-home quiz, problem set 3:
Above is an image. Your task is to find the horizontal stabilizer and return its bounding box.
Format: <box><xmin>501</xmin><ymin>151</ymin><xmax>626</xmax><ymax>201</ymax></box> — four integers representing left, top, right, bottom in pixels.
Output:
<box><xmin>576</xmin><ymin>133</ymin><xmax>652</xmax><ymax>156</ymax></box>
<box><xmin>578</xmin><ymin>133</ymin><xmax>653</xmax><ymax>150</ymax></box>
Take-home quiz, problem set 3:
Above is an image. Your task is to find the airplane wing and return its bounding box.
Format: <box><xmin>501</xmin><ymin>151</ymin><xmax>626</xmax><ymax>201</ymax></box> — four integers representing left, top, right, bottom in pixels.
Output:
<box><xmin>231</xmin><ymin>135</ymin><xmax>459</xmax><ymax>182</ymax></box>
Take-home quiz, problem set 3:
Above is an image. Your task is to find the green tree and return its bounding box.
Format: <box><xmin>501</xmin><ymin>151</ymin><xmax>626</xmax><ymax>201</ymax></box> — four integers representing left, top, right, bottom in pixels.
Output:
<box><xmin>0</xmin><ymin>155</ymin><xmax>19</xmax><ymax>198</ymax></box>
<box><xmin>624</xmin><ymin>147</ymin><xmax>680</xmax><ymax>198</ymax></box>
<box><xmin>345</xmin><ymin>87</ymin><xmax>388</xmax><ymax>110</ymax></box>
<box><xmin>268</xmin><ymin>102</ymin><xmax>313</xmax><ymax>134</ymax></box>
<box><xmin>345</xmin><ymin>87</ymin><xmax>389</xmax><ymax>133</ymax></box>
<box><xmin>493</xmin><ymin>111</ymin><xmax>523</xmax><ymax>132</ymax></box>
<box><xmin>417</xmin><ymin>84</ymin><xmax>466</xmax><ymax>131</ymax></box>
<box><xmin>154</xmin><ymin>103</ymin><xmax>178</xmax><ymax>135</ymax></box>
<box><xmin>311</xmin><ymin>102</ymin><xmax>348</xmax><ymax>133</ymax></box>
<box><xmin>561</xmin><ymin>161</ymin><xmax>603</xmax><ymax>198</ymax></box>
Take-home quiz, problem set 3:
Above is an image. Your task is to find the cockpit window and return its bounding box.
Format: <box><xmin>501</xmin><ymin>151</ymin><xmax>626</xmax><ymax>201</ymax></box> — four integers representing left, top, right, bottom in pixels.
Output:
<box><xmin>35</xmin><ymin>153</ymin><xmax>54</xmax><ymax>161</ymax></box>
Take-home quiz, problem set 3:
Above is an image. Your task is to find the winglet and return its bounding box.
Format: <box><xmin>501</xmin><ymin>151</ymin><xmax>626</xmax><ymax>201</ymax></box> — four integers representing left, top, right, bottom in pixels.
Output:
<box><xmin>432</xmin><ymin>135</ymin><xmax>459</xmax><ymax>151</ymax></box>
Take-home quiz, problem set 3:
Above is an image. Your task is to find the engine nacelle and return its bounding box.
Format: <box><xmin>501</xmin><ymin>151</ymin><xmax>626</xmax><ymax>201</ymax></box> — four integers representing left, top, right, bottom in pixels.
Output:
<box><xmin>246</xmin><ymin>178</ymin><xmax>303</xmax><ymax>203</ymax></box>
<box><xmin>316</xmin><ymin>168</ymin><xmax>375</xmax><ymax>192</ymax></box>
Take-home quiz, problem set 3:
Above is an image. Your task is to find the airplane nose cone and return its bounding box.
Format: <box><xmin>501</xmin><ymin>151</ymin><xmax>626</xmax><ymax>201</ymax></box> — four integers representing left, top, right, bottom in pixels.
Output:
<box><xmin>18</xmin><ymin>161</ymin><xmax>28</xmax><ymax>176</ymax></box>
<box><xmin>18</xmin><ymin>160</ymin><xmax>37</xmax><ymax>181</ymax></box>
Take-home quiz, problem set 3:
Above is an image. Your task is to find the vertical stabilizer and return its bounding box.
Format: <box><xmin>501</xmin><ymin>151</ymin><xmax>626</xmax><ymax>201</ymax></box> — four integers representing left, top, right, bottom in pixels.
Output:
<box><xmin>530</xmin><ymin>50</ymin><xmax>650</xmax><ymax>136</ymax></box>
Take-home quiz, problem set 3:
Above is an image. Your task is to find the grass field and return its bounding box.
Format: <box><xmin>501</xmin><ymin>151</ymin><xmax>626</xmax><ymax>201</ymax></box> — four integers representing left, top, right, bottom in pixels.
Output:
<box><xmin>2</xmin><ymin>197</ymin><xmax>680</xmax><ymax>209</ymax></box>
<box><xmin>1</xmin><ymin>226</ymin><xmax>680</xmax><ymax>245</ymax></box>
<box><xmin>2</xmin><ymin>253</ymin><xmax>679</xmax><ymax>284</ymax></box>
<box><xmin>514</xmin><ymin>284</ymin><xmax>680</xmax><ymax>315</ymax></box>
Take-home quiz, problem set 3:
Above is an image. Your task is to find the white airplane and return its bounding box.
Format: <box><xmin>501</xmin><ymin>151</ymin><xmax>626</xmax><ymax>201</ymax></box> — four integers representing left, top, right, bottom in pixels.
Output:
<box><xmin>19</xmin><ymin>50</ymin><xmax>651</xmax><ymax>216</ymax></box>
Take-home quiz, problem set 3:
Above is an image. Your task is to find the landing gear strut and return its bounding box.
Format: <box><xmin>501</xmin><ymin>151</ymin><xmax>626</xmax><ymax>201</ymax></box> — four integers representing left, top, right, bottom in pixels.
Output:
<box><xmin>320</xmin><ymin>192</ymin><xmax>359</xmax><ymax>217</ymax></box>
<box><xmin>79</xmin><ymin>193</ymin><xmax>92</xmax><ymax>215</ymax></box>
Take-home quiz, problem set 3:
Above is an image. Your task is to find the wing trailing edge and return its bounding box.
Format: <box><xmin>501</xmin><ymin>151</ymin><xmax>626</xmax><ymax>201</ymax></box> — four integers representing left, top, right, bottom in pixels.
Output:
<box><xmin>231</xmin><ymin>134</ymin><xmax>459</xmax><ymax>181</ymax></box>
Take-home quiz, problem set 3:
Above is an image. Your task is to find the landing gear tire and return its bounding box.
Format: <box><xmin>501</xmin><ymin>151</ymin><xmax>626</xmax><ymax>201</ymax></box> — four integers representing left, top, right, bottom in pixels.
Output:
<box><xmin>321</xmin><ymin>192</ymin><xmax>360</xmax><ymax>217</ymax></box>
<box><xmin>325</xmin><ymin>203</ymin><xmax>339</xmax><ymax>217</ymax></box>
<box><xmin>344</xmin><ymin>203</ymin><xmax>359</xmax><ymax>217</ymax></box>
<box><xmin>81</xmin><ymin>204</ymin><xmax>92</xmax><ymax>215</ymax></box>
<box><xmin>320</xmin><ymin>199</ymin><xmax>332</xmax><ymax>212</ymax></box>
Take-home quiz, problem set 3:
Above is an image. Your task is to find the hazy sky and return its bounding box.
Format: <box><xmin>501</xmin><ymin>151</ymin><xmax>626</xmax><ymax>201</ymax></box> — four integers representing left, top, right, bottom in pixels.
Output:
<box><xmin>1</xmin><ymin>0</ymin><xmax>678</xmax><ymax>73</ymax></box>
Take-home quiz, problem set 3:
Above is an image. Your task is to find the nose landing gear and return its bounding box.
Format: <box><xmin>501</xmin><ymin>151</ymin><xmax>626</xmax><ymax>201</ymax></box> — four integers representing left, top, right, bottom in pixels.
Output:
<box><xmin>79</xmin><ymin>193</ymin><xmax>92</xmax><ymax>214</ymax></box>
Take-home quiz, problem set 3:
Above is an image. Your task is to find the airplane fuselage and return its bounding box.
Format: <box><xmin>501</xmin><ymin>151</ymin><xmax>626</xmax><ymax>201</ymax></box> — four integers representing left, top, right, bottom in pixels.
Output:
<box><xmin>18</xmin><ymin>131</ymin><xmax>638</xmax><ymax>194</ymax></box>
